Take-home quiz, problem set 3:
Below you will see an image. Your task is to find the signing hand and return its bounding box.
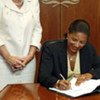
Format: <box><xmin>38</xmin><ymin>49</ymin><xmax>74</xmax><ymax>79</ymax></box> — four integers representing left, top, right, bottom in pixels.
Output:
<box><xmin>75</xmin><ymin>73</ymin><xmax>93</xmax><ymax>86</ymax></box>
<box><xmin>54</xmin><ymin>80</ymin><xmax>71</xmax><ymax>90</ymax></box>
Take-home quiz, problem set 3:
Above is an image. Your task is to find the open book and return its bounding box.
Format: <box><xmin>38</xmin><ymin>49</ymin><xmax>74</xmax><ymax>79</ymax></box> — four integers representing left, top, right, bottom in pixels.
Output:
<box><xmin>49</xmin><ymin>78</ymin><xmax>100</xmax><ymax>97</ymax></box>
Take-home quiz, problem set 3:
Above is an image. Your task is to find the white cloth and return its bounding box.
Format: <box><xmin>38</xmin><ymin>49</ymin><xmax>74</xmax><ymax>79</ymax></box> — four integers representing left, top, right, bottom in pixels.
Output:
<box><xmin>0</xmin><ymin>0</ymin><xmax>42</xmax><ymax>84</ymax></box>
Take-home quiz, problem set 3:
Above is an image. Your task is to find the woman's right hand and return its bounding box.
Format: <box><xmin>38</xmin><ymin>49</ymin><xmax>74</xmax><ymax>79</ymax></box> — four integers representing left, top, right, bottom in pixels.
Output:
<box><xmin>54</xmin><ymin>80</ymin><xmax>71</xmax><ymax>90</ymax></box>
<box><xmin>6</xmin><ymin>55</ymin><xmax>25</xmax><ymax>71</ymax></box>
<box><xmin>0</xmin><ymin>45</ymin><xmax>25</xmax><ymax>71</ymax></box>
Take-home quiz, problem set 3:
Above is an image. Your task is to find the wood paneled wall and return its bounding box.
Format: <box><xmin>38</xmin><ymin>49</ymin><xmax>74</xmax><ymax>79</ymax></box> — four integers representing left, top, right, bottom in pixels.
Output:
<box><xmin>40</xmin><ymin>3</ymin><xmax>61</xmax><ymax>41</ymax></box>
<box><xmin>35</xmin><ymin>0</ymin><xmax>100</xmax><ymax>82</ymax></box>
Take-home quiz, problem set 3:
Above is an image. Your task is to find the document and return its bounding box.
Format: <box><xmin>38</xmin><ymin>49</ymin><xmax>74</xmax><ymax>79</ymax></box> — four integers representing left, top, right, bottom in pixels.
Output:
<box><xmin>49</xmin><ymin>78</ymin><xmax>100</xmax><ymax>97</ymax></box>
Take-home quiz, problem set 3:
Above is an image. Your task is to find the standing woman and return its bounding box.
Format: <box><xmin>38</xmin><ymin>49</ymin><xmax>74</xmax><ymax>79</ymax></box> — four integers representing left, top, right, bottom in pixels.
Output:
<box><xmin>0</xmin><ymin>0</ymin><xmax>42</xmax><ymax>85</ymax></box>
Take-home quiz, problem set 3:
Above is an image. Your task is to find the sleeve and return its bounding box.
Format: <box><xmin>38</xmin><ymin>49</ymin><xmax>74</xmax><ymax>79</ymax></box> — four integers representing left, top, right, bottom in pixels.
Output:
<box><xmin>0</xmin><ymin>2</ymin><xmax>5</xmax><ymax>46</ymax></box>
<box><xmin>88</xmin><ymin>45</ymin><xmax>100</xmax><ymax>79</ymax></box>
<box><xmin>38</xmin><ymin>43</ymin><xmax>58</xmax><ymax>88</ymax></box>
<box><xmin>31</xmin><ymin>0</ymin><xmax>42</xmax><ymax>51</ymax></box>
<box><xmin>89</xmin><ymin>56</ymin><xmax>100</xmax><ymax>79</ymax></box>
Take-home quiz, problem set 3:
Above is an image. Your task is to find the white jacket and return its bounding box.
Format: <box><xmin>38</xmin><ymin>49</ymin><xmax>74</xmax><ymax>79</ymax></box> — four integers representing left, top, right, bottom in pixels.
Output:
<box><xmin>0</xmin><ymin>0</ymin><xmax>42</xmax><ymax>85</ymax></box>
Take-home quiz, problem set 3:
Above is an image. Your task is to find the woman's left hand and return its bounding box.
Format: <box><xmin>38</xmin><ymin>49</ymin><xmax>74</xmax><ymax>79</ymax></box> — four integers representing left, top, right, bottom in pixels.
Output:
<box><xmin>22</xmin><ymin>54</ymin><xmax>34</xmax><ymax>66</ymax></box>
<box><xmin>21</xmin><ymin>46</ymin><xmax>36</xmax><ymax>68</ymax></box>
<box><xmin>75</xmin><ymin>73</ymin><xmax>93</xmax><ymax>86</ymax></box>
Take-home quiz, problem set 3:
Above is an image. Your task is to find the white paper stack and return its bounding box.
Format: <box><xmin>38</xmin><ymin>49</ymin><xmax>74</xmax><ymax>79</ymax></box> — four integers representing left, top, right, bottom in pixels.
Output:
<box><xmin>49</xmin><ymin>78</ymin><xmax>100</xmax><ymax>97</ymax></box>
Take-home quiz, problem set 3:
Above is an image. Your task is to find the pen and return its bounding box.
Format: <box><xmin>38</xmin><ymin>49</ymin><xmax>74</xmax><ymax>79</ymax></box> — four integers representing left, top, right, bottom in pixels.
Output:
<box><xmin>60</xmin><ymin>73</ymin><xmax>72</xmax><ymax>89</ymax></box>
<box><xmin>60</xmin><ymin>73</ymin><xmax>66</xmax><ymax>80</ymax></box>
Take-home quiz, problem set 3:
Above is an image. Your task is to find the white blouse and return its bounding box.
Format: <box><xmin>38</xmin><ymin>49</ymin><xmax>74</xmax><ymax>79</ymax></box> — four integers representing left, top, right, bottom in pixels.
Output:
<box><xmin>0</xmin><ymin>0</ymin><xmax>42</xmax><ymax>84</ymax></box>
<box><xmin>67</xmin><ymin>51</ymin><xmax>81</xmax><ymax>80</ymax></box>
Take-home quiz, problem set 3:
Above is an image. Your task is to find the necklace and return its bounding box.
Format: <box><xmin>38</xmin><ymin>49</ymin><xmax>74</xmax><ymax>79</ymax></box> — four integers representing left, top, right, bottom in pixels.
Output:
<box><xmin>69</xmin><ymin>57</ymin><xmax>73</xmax><ymax>61</ymax></box>
<box><xmin>68</xmin><ymin>52</ymin><xmax>77</xmax><ymax>61</ymax></box>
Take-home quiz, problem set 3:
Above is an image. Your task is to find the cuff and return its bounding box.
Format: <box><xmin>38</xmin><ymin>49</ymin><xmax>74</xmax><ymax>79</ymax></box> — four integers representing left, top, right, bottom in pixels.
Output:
<box><xmin>30</xmin><ymin>41</ymin><xmax>41</xmax><ymax>51</ymax></box>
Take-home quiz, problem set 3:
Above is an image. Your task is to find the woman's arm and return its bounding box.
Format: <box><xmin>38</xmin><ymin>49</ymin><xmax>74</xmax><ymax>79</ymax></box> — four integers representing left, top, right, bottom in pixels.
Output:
<box><xmin>0</xmin><ymin>3</ymin><xmax>24</xmax><ymax>71</ymax></box>
<box><xmin>38</xmin><ymin>42</ymin><xmax>58</xmax><ymax>88</ymax></box>
<box><xmin>0</xmin><ymin>2</ymin><xmax>5</xmax><ymax>46</ymax></box>
<box><xmin>31</xmin><ymin>0</ymin><xmax>42</xmax><ymax>50</ymax></box>
<box><xmin>22</xmin><ymin>46</ymin><xmax>37</xmax><ymax>65</ymax></box>
<box><xmin>75</xmin><ymin>44</ymin><xmax>100</xmax><ymax>85</ymax></box>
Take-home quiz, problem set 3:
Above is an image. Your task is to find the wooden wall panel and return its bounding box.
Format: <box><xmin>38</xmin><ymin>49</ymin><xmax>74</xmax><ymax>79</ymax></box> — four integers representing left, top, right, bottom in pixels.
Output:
<box><xmin>40</xmin><ymin>2</ymin><xmax>61</xmax><ymax>43</ymax></box>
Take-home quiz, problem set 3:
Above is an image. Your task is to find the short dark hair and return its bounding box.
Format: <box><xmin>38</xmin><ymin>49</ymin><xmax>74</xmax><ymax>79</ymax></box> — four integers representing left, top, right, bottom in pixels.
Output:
<box><xmin>68</xmin><ymin>19</ymin><xmax>90</xmax><ymax>37</ymax></box>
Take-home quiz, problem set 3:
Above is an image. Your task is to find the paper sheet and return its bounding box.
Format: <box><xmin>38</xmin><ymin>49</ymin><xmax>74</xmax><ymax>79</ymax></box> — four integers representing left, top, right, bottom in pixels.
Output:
<box><xmin>49</xmin><ymin>78</ymin><xmax>100</xmax><ymax>97</ymax></box>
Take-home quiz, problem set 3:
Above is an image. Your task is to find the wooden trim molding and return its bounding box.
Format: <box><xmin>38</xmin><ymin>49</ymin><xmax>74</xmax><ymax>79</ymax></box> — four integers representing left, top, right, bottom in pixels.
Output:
<box><xmin>41</xmin><ymin>0</ymin><xmax>80</xmax><ymax>7</ymax></box>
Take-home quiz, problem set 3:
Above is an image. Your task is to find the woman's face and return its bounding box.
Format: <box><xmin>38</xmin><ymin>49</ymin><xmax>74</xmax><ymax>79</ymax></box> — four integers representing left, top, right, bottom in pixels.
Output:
<box><xmin>67</xmin><ymin>32</ymin><xmax>88</xmax><ymax>54</ymax></box>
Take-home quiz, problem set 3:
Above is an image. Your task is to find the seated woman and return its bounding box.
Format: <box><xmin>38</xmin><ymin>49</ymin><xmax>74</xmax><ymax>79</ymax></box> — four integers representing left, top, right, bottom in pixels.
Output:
<box><xmin>38</xmin><ymin>19</ymin><xmax>100</xmax><ymax>90</ymax></box>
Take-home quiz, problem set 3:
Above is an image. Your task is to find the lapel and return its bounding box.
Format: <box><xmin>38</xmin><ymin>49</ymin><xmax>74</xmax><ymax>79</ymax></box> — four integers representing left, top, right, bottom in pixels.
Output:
<box><xmin>4</xmin><ymin>0</ymin><xmax>32</xmax><ymax>13</ymax></box>
<box><xmin>80</xmin><ymin>46</ymin><xmax>90</xmax><ymax>73</ymax></box>
<box><xmin>58</xmin><ymin>40</ymin><xmax>68</xmax><ymax>79</ymax></box>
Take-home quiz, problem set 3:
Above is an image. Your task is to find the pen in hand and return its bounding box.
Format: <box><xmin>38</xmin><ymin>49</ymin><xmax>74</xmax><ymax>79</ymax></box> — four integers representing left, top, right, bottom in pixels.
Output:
<box><xmin>60</xmin><ymin>73</ymin><xmax>66</xmax><ymax>80</ymax></box>
<box><xmin>59</xmin><ymin>73</ymin><xmax>71</xmax><ymax>90</ymax></box>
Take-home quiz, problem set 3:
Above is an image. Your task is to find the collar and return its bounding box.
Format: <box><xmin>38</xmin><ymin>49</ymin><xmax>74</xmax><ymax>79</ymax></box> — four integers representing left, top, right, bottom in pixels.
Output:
<box><xmin>3</xmin><ymin>0</ymin><xmax>33</xmax><ymax>13</ymax></box>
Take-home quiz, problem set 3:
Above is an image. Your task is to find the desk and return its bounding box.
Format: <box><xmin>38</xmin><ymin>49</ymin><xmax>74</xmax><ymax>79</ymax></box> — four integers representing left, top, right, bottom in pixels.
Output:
<box><xmin>0</xmin><ymin>83</ymin><xmax>100</xmax><ymax>100</ymax></box>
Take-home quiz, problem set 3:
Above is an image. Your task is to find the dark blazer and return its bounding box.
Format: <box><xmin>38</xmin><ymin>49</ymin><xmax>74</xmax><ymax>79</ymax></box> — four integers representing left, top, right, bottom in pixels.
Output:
<box><xmin>38</xmin><ymin>40</ymin><xmax>100</xmax><ymax>88</ymax></box>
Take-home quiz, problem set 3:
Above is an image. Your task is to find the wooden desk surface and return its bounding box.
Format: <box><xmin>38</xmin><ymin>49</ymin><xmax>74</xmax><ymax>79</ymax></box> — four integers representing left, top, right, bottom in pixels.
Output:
<box><xmin>0</xmin><ymin>83</ymin><xmax>100</xmax><ymax>100</ymax></box>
